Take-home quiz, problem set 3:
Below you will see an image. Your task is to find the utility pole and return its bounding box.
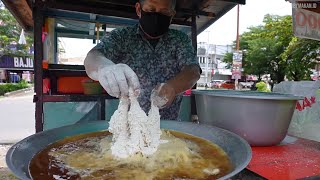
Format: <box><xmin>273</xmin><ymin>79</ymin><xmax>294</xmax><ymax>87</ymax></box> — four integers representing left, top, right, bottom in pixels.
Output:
<box><xmin>317</xmin><ymin>56</ymin><xmax>320</xmax><ymax>80</ymax></box>
<box><xmin>213</xmin><ymin>44</ymin><xmax>217</xmax><ymax>81</ymax></box>
<box><xmin>236</xmin><ymin>4</ymin><xmax>240</xmax><ymax>51</ymax></box>
<box><xmin>206</xmin><ymin>31</ymin><xmax>210</xmax><ymax>84</ymax></box>
<box><xmin>234</xmin><ymin>4</ymin><xmax>240</xmax><ymax>90</ymax></box>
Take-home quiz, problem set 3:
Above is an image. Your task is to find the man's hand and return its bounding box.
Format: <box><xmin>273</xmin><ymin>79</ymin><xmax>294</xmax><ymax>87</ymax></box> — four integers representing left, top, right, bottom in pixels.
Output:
<box><xmin>166</xmin><ymin>65</ymin><xmax>200</xmax><ymax>95</ymax></box>
<box><xmin>151</xmin><ymin>83</ymin><xmax>176</xmax><ymax>109</ymax></box>
<box><xmin>151</xmin><ymin>65</ymin><xmax>200</xmax><ymax>109</ymax></box>
<box><xmin>98</xmin><ymin>63</ymin><xmax>140</xmax><ymax>98</ymax></box>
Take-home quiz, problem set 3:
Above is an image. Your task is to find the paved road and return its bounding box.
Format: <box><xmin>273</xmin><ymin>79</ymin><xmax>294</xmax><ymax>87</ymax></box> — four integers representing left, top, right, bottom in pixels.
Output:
<box><xmin>0</xmin><ymin>93</ymin><xmax>35</xmax><ymax>143</ymax></box>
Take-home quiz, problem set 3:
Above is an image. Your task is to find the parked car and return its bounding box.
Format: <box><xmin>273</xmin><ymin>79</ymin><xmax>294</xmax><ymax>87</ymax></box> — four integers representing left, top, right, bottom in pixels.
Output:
<box><xmin>197</xmin><ymin>83</ymin><xmax>206</xmax><ymax>87</ymax></box>
<box><xmin>211</xmin><ymin>80</ymin><xmax>224</xmax><ymax>89</ymax></box>
<box><xmin>239</xmin><ymin>81</ymin><xmax>254</xmax><ymax>89</ymax></box>
<box><xmin>220</xmin><ymin>80</ymin><xmax>235</xmax><ymax>89</ymax></box>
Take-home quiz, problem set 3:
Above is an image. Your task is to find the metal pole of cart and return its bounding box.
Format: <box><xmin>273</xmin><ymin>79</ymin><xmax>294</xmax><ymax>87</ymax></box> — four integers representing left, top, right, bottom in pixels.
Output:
<box><xmin>33</xmin><ymin>1</ymin><xmax>45</xmax><ymax>133</ymax></box>
<box><xmin>191</xmin><ymin>13</ymin><xmax>198</xmax><ymax>122</ymax></box>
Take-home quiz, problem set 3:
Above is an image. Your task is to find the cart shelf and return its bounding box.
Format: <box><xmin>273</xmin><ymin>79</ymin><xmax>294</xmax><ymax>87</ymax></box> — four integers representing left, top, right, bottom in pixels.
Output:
<box><xmin>42</xmin><ymin>94</ymin><xmax>117</xmax><ymax>102</ymax></box>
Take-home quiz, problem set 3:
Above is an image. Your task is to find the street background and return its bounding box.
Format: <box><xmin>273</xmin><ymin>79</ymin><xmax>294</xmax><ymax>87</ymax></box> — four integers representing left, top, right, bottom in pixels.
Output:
<box><xmin>0</xmin><ymin>92</ymin><xmax>34</xmax><ymax>179</ymax></box>
<box><xmin>0</xmin><ymin>92</ymin><xmax>34</xmax><ymax>144</ymax></box>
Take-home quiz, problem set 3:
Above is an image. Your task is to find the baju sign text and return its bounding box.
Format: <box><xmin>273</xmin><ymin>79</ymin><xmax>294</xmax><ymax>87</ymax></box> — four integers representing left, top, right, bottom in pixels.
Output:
<box><xmin>0</xmin><ymin>55</ymin><xmax>34</xmax><ymax>70</ymax></box>
<box><xmin>13</xmin><ymin>57</ymin><xmax>33</xmax><ymax>68</ymax></box>
<box><xmin>292</xmin><ymin>1</ymin><xmax>320</xmax><ymax>41</ymax></box>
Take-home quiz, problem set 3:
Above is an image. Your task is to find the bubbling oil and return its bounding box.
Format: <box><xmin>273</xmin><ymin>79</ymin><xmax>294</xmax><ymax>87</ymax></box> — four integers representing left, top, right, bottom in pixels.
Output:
<box><xmin>29</xmin><ymin>130</ymin><xmax>233</xmax><ymax>180</ymax></box>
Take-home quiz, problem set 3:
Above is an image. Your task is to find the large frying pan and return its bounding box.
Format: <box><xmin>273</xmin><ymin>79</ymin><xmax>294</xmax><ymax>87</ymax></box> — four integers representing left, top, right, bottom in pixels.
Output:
<box><xmin>6</xmin><ymin>120</ymin><xmax>252</xmax><ymax>180</ymax></box>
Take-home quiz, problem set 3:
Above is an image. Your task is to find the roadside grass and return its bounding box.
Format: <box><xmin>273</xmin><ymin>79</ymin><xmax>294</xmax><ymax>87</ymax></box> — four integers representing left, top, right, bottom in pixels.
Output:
<box><xmin>0</xmin><ymin>80</ymin><xmax>30</xmax><ymax>96</ymax></box>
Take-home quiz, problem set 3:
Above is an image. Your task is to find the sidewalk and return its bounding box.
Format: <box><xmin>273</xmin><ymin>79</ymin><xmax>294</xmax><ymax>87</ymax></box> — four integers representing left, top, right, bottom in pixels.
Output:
<box><xmin>0</xmin><ymin>94</ymin><xmax>34</xmax><ymax>144</ymax></box>
<box><xmin>0</xmin><ymin>145</ymin><xmax>18</xmax><ymax>180</ymax></box>
<box><xmin>0</xmin><ymin>145</ymin><xmax>10</xmax><ymax>168</ymax></box>
<box><xmin>0</xmin><ymin>92</ymin><xmax>34</xmax><ymax>179</ymax></box>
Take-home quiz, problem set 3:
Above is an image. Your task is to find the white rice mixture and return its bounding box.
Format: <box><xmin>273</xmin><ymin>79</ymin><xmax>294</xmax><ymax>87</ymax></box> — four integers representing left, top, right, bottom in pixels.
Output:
<box><xmin>108</xmin><ymin>89</ymin><xmax>162</xmax><ymax>159</ymax></box>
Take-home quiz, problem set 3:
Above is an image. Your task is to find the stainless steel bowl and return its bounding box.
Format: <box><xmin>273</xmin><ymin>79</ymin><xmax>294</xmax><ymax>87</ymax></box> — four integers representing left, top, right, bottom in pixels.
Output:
<box><xmin>6</xmin><ymin>120</ymin><xmax>251</xmax><ymax>180</ymax></box>
<box><xmin>192</xmin><ymin>90</ymin><xmax>303</xmax><ymax>146</ymax></box>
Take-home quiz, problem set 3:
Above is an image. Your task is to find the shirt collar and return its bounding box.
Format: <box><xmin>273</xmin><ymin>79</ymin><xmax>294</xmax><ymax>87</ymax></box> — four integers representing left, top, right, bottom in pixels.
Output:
<box><xmin>135</xmin><ymin>23</ymin><xmax>172</xmax><ymax>40</ymax></box>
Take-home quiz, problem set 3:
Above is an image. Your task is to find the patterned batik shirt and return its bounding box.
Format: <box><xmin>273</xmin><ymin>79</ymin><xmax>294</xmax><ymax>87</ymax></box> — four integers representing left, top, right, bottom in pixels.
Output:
<box><xmin>94</xmin><ymin>24</ymin><xmax>200</xmax><ymax>120</ymax></box>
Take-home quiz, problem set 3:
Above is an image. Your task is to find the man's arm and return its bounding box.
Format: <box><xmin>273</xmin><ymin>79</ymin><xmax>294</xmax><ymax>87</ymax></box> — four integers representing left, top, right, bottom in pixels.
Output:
<box><xmin>83</xmin><ymin>30</ymin><xmax>140</xmax><ymax>97</ymax></box>
<box><xmin>171</xmin><ymin>32</ymin><xmax>201</xmax><ymax>95</ymax></box>
<box><xmin>84</xmin><ymin>29</ymin><xmax>124</xmax><ymax>81</ymax></box>
<box><xmin>84</xmin><ymin>49</ymin><xmax>114</xmax><ymax>81</ymax></box>
<box><xmin>167</xmin><ymin>64</ymin><xmax>200</xmax><ymax>95</ymax></box>
<box><xmin>151</xmin><ymin>32</ymin><xmax>201</xmax><ymax>108</ymax></box>
<box><xmin>151</xmin><ymin>64</ymin><xmax>200</xmax><ymax>109</ymax></box>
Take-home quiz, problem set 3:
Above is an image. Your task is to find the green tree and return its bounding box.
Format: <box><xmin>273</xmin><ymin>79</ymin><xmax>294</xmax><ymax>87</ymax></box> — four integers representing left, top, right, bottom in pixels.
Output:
<box><xmin>0</xmin><ymin>2</ymin><xmax>33</xmax><ymax>55</ymax></box>
<box><xmin>223</xmin><ymin>25</ymin><xmax>266</xmax><ymax>77</ymax></box>
<box><xmin>260</xmin><ymin>15</ymin><xmax>293</xmax><ymax>83</ymax></box>
<box><xmin>245</xmin><ymin>38</ymin><xmax>273</xmax><ymax>79</ymax></box>
<box><xmin>240</xmin><ymin>26</ymin><xmax>270</xmax><ymax>78</ymax></box>
<box><xmin>222</xmin><ymin>52</ymin><xmax>233</xmax><ymax>69</ymax></box>
<box><xmin>282</xmin><ymin>37</ymin><xmax>320</xmax><ymax>81</ymax></box>
<box><xmin>224</xmin><ymin>14</ymin><xmax>303</xmax><ymax>83</ymax></box>
<box><xmin>221</xmin><ymin>14</ymin><xmax>319</xmax><ymax>83</ymax></box>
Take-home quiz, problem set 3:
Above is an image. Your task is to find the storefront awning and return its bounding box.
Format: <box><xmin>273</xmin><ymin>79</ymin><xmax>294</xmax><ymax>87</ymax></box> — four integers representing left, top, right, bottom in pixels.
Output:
<box><xmin>2</xmin><ymin>0</ymin><xmax>246</xmax><ymax>35</ymax></box>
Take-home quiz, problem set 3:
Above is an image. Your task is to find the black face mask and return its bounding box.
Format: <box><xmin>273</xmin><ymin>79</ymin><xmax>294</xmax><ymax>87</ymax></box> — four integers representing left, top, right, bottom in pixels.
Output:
<box><xmin>139</xmin><ymin>9</ymin><xmax>172</xmax><ymax>38</ymax></box>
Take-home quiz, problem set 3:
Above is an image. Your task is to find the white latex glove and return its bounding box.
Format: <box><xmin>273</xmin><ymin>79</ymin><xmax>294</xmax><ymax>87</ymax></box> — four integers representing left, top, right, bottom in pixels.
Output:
<box><xmin>151</xmin><ymin>83</ymin><xmax>176</xmax><ymax>109</ymax></box>
<box><xmin>98</xmin><ymin>63</ymin><xmax>140</xmax><ymax>98</ymax></box>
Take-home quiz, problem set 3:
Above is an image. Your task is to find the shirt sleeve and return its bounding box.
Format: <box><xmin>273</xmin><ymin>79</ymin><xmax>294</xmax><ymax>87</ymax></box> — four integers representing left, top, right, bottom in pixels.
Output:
<box><xmin>92</xmin><ymin>29</ymin><xmax>123</xmax><ymax>64</ymax></box>
<box><xmin>176</xmin><ymin>33</ymin><xmax>202</xmax><ymax>74</ymax></box>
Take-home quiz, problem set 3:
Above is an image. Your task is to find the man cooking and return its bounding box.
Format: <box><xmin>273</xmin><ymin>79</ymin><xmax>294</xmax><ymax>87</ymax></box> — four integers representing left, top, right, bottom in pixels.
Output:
<box><xmin>84</xmin><ymin>0</ymin><xmax>201</xmax><ymax>120</ymax></box>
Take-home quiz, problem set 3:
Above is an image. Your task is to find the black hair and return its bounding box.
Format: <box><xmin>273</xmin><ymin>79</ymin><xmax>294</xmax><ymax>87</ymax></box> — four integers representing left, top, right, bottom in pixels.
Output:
<box><xmin>139</xmin><ymin>0</ymin><xmax>176</xmax><ymax>9</ymax></box>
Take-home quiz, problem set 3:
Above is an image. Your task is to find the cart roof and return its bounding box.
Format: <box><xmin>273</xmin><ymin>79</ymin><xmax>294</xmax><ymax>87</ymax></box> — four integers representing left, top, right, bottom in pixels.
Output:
<box><xmin>2</xmin><ymin>0</ymin><xmax>245</xmax><ymax>35</ymax></box>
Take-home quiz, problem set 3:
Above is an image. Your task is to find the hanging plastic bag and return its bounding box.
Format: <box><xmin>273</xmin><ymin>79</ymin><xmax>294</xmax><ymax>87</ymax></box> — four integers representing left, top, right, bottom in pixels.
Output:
<box><xmin>18</xmin><ymin>29</ymin><xmax>27</xmax><ymax>44</ymax></box>
<box><xmin>273</xmin><ymin>81</ymin><xmax>320</xmax><ymax>142</ymax></box>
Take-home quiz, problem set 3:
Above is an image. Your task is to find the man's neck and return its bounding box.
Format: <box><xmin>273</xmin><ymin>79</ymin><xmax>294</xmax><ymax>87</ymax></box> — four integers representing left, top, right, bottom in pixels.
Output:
<box><xmin>139</xmin><ymin>25</ymin><xmax>162</xmax><ymax>40</ymax></box>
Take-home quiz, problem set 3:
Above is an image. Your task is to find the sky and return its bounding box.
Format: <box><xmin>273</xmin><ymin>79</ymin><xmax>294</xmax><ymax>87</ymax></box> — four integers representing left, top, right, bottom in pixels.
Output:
<box><xmin>197</xmin><ymin>0</ymin><xmax>293</xmax><ymax>45</ymax></box>
<box><xmin>60</xmin><ymin>0</ymin><xmax>293</xmax><ymax>58</ymax></box>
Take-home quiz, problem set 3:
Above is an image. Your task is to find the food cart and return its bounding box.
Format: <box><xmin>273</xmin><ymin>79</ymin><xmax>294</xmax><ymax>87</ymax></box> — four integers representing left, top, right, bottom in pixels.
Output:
<box><xmin>2</xmin><ymin>0</ymin><xmax>320</xmax><ymax>179</ymax></box>
<box><xmin>3</xmin><ymin>0</ymin><xmax>250</xmax><ymax>131</ymax></box>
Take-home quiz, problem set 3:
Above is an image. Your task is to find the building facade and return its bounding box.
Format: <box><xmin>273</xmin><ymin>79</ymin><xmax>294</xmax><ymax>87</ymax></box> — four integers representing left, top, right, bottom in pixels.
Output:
<box><xmin>197</xmin><ymin>42</ymin><xmax>233</xmax><ymax>85</ymax></box>
<box><xmin>0</xmin><ymin>55</ymin><xmax>34</xmax><ymax>83</ymax></box>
